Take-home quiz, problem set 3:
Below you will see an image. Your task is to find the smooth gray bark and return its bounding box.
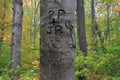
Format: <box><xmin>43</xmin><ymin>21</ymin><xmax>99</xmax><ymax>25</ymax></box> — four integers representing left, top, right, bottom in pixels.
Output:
<box><xmin>40</xmin><ymin>0</ymin><xmax>76</xmax><ymax>80</ymax></box>
<box><xmin>10</xmin><ymin>0</ymin><xmax>23</xmax><ymax>79</ymax></box>
<box><xmin>77</xmin><ymin>0</ymin><xmax>87</xmax><ymax>56</ymax></box>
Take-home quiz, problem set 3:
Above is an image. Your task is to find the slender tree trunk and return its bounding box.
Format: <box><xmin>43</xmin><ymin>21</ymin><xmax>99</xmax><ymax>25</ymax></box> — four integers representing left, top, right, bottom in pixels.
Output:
<box><xmin>40</xmin><ymin>0</ymin><xmax>76</xmax><ymax>80</ymax></box>
<box><xmin>91</xmin><ymin>0</ymin><xmax>97</xmax><ymax>48</ymax></box>
<box><xmin>33</xmin><ymin>0</ymin><xmax>37</xmax><ymax>46</ymax></box>
<box><xmin>10</xmin><ymin>0</ymin><xmax>23</xmax><ymax>79</ymax></box>
<box><xmin>91</xmin><ymin>0</ymin><xmax>95</xmax><ymax>24</ymax></box>
<box><xmin>106</xmin><ymin>4</ymin><xmax>110</xmax><ymax>42</ymax></box>
<box><xmin>77</xmin><ymin>0</ymin><xmax>87</xmax><ymax>56</ymax></box>
<box><xmin>77</xmin><ymin>0</ymin><xmax>87</xmax><ymax>80</ymax></box>
<box><xmin>91</xmin><ymin>0</ymin><xmax>99</xmax><ymax>51</ymax></box>
<box><xmin>91</xmin><ymin>0</ymin><xmax>106</xmax><ymax>52</ymax></box>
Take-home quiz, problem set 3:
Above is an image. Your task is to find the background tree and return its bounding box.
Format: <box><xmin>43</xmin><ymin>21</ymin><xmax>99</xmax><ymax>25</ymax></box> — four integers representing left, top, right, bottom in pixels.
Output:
<box><xmin>77</xmin><ymin>0</ymin><xmax>87</xmax><ymax>79</ymax></box>
<box><xmin>91</xmin><ymin>0</ymin><xmax>98</xmax><ymax>50</ymax></box>
<box><xmin>33</xmin><ymin>0</ymin><xmax>40</xmax><ymax>46</ymax></box>
<box><xmin>90</xmin><ymin>0</ymin><xmax>105</xmax><ymax>52</ymax></box>
<box><xmin>77</xmin><ymin>0</ymin><xmax>87</xmax><ymax>56</ymax></box>
<box><xmin>40</xmin><ymin>0</ymin><xmax>76</xmax><ymax>80</ymax></box>
<box><xmin>105</xmin><ymin>2</ymin><xmax>111</xmax><ymax>42</ymax></box>
<box><xmin>10</xmin><ymin>0</ymin><xmax>23</xmax><ymax>79</ymax></box>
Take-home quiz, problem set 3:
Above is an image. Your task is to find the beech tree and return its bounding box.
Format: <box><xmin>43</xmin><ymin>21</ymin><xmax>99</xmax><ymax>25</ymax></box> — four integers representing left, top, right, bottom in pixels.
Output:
<box><xmin>40</xmin><ymin>0</ymin><xmax>76</xmax><ymax>80</ymax></box>
<box><xmin>10</xmin><ymin>0</ymin><xmax>23</xmax><ymax>79</ymax></box>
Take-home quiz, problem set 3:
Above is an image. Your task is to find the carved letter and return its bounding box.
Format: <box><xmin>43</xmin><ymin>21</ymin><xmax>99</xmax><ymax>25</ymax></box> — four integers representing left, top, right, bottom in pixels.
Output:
<box><xmin>55</xmin><ymin>25</ymin><xmax>63</xmax><ymax>35</ymax></box>
<box><xmin>58</xmin><ymin>9</ymin><xmax>66</xmax><ymax>19</ymax></box>
<box><xmin>47</xmin><ymin>26</ymin><xmax>53</xmax><ymax>34</ymax></box>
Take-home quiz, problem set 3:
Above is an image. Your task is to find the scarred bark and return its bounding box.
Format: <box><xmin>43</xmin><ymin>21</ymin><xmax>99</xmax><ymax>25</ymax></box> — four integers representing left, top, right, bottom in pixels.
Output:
<box><xmin>40</xmin><ymin>0</ymin><xmax>76</xmax><ymax>80</ymax></box>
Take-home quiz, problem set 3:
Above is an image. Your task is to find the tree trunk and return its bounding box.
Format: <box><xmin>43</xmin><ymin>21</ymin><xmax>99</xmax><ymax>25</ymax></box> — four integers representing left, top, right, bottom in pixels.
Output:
<box><xmin>33</xmin><ymin>0</ymin><xmax>37</xmax><ymax>46</ymax></box>
<box><xmin>91</xmin><ymin>0</ymin><xmax>95</xmax><ymax>24</ymax></box>
<box><xmin>10</xmin><ymin>0</ymin><xmax>23</xmax><ymax>79</ymax></box>
<box><xmin>106</xmin><ymin>4</ymin><xmax>110</xmax><ymax>42</ymax></box>
<box><xmin>91</xmin><ymin>0</ymin><xmax>97</xmax><ymax>47</ymax></box>
<box><xmin>77</xmin><ymin>0</ymin><xmax>87</xmax><ymax>80</ymax></box>
<box><xmin>91</xmin><ymin>0</ymin><xmax>99</xmax><ymax>51</ymax></box>
<box><xmin>40</xmin><ymin>0</ymin><xmax>76</xmax><ymax>80</ymax></box>
<box><xmin>77</xmin><ymin>0</ymin><xmax>87</xmax><ymax>56</ymax></box>
<box><xmin>91</xmin><ymin>0</ymin><xmax>106</xmax><ymax>53</ymax></box>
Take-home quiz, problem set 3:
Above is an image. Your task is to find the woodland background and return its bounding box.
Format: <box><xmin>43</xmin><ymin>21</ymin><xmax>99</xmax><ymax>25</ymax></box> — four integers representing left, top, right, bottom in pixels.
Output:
<box><xmin>0</xmin><ymin>0</ymin><xmax>120</xmax><ymax>80</ymax></box>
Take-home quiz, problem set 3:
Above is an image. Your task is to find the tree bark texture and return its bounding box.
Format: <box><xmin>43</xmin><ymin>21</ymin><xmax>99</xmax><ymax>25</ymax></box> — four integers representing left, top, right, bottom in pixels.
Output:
<box><xmin>77</xmin><ymin>0</ymin><xmax>87</xmax><ymax>56</ymax></box>
<box><xmin>10</xmin><ymin>0</ymin><xmax>23</xmax><ymax>79</ymax></box>
<box><xmin>40</xmin><ymin>0</ymin><xmax>76</xmax><ymax>80</ymax></box>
